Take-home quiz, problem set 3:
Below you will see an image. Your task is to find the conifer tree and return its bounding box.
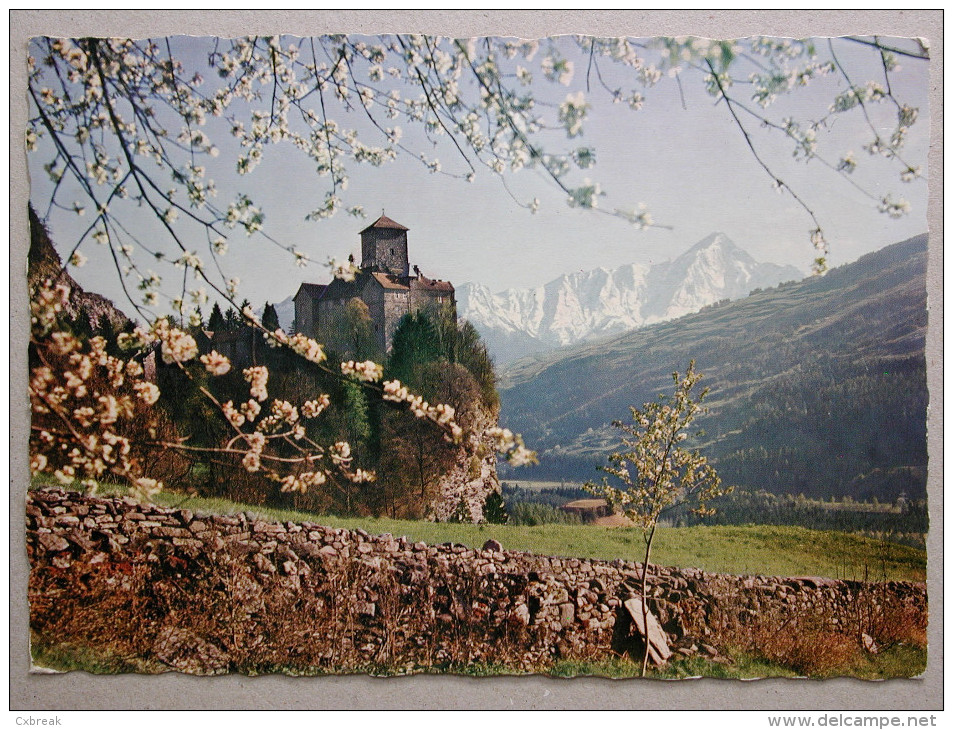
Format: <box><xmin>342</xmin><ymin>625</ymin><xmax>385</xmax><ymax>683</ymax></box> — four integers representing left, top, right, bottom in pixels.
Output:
<box><xmin>262</xmin><ymin>302</ymin><xmax>280</xmax><ymax>332</ymax></box>
<box><xmin>207</xmin><ymin>302</ymin><xmax>226</xmax><ymax>331</ymax></box>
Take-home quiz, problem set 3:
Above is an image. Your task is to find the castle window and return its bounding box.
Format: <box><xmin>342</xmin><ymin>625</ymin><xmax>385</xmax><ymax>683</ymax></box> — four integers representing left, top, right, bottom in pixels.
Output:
<box><xmin>390</xmin><ymin>248</ymin><xmax>395</xmax><ymax>255</ymax></box>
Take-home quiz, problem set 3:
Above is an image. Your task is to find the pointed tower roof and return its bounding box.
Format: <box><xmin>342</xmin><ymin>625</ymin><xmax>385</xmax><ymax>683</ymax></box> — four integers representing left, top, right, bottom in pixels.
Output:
<box><xmin>360</xmin><ymin>214</ymin><xmax>409</xmax><ymax>234</ymax></box>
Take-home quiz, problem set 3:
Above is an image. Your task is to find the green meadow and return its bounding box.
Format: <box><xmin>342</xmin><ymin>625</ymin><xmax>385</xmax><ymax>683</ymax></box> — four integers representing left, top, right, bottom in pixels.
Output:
<box><xmin>144</xmin><ymin>490</ymin><xmax>924</xmax><ymax>582</ymax></box>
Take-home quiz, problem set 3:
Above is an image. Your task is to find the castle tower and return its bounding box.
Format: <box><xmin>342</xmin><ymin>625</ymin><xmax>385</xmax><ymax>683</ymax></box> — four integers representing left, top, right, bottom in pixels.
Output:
<box><xmin>360</xmin><ymin>214</ymin><xmax>409</xmax><ymax>277</ymax></box>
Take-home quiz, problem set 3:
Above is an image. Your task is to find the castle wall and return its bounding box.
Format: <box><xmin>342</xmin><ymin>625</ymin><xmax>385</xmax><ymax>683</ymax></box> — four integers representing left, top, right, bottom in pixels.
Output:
<box><xmin>293</xmin><ymin>293</ymin><xmax>316</xmax><ymax>337</ymax></box>
<box><xmin>315</xmin><ymin>296</ymin><xmax>340</xmax><ymax>347</ymax></box>
<box><xmin>382</xmin><ymin>289</ymin><xmax>412</xmax><ymax>353</ymax></box>
<box><xmin>409</xmin><ymin>286</ymin><xmax>454</xmax><ymax>314</ymax></box>
<box><xmin>361</xmin><ymin>280</ymin><xmax>390</xmax><ymax>354</ymax></box>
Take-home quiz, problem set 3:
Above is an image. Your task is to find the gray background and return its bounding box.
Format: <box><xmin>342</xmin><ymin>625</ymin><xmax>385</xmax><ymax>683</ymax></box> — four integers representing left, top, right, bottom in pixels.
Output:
<box><xmin>9</xmin><ymin>9</ymin><xmax>943</xmax><ymax>711</ymax></box>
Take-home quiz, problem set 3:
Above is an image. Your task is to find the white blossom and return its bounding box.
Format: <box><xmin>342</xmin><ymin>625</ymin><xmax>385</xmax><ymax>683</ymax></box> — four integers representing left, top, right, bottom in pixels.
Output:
<box><xmin>200</xmin><ymin>350</ymin><xmax>231</xmax><ymax>376</ymax></box>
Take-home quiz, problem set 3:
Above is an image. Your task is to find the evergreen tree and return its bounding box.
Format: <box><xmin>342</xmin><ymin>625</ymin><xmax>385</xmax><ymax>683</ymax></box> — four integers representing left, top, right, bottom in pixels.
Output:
<box><xmin>387</xmin><ymin>311</ymin><xmax>442</xmax><ymax>388</ymax></box>
<box><xmin>262</xmin><ymin>301</ymin><xmax>280</xmax><ymax>332</ymax></box>
<box><xmin>456</xmin><ymin>320</ymin><xmax>498</xmax><ymax>409</ymax></box>
<box><xmin>97</xmin><ymin>315</ymin><xmax>116</xmax><ymax>349</ymax></box>
<box><xmin>207</xmin><ymin>302</ymin><xmax>226</xmax><ymax>331</ymax></box>
<box><xmin>224</xmin><ymin>306</ymin><xmax>241</xmax><ymax>331</ymax></box>
<box><xmin>483</xmin><ymin>490</ymin><xmax>509</xmax><ymax>524</ymax></box>
<box><xmin>343</xmin><ymin>379</ymin><xmax>372</xmax><ymax>450</ymax></box>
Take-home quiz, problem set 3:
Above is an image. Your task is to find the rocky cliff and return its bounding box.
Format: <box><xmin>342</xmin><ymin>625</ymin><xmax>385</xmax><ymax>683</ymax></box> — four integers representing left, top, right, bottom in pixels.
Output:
<box><xmin>28</xmin><ymin>205</ymin><xmax>132</xmax><ymax>331</ymax></box>
<box><xmin>429</xmin><ymin>409</ymin><xmax>502</xmax><ymax>523</ymax></box>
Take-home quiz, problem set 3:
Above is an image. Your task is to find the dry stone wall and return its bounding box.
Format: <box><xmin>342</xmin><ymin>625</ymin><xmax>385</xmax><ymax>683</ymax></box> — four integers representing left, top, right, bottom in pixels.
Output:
<box><xmin>26</xmin><ymin>489</ymin><xmax>926</xmax><ymax>675</ymax></box>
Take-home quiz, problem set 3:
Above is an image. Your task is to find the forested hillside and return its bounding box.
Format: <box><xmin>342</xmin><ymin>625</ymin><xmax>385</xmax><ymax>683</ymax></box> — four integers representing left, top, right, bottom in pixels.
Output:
<box><xmin>500</xmin><ymin>235</ymin><xmax>929</xmax><ymax>501</ymax></box>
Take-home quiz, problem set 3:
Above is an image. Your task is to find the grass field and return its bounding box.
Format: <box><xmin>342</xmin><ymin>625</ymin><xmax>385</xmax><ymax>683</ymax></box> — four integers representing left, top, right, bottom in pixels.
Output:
<box><xmin>138</xmin><ymin>490</ymin><xmax>925</xmax><ymax>581</ymax></box>
<box><xmin>31</xmin><ymin>636</ymin><xmax>926</xmax><ymax>680</ymax></box>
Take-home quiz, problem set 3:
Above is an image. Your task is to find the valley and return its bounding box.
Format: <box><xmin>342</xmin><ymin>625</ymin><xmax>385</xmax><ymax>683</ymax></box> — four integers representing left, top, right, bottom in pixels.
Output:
<box><xmin>498</xmin><ymin>235</ymin><xmax>929</xmax><ymax>502</ymax></box>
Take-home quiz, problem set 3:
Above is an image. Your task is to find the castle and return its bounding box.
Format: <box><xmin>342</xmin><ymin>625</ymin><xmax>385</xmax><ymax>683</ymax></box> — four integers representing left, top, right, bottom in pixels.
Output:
<box><xmin>293</xmin><ymin>215</ymin><xmax>456</xmax><ymax>354</ymax></box>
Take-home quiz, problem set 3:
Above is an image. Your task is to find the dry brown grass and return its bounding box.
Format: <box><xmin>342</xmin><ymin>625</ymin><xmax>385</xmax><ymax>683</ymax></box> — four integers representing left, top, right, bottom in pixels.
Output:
<box><xmin>705</xmin><ymin>582</ymin><xmax>927</xmax><ymax>677</ymax></box>
<box><xmin>741</xmin><ymin>619</ymin><xmax>861</xmax><ymax>676</ymax></box>
<box><xmin>848</xmin><ymin>582</ymin><xmax>928</xmax><ymax>650</ymax></box>
<box><xmin>29</xmin><ymin>532</ymin><xmax>926</xmax><ymax>678</ymax></box>
<box><xmin>29</xmin><ymin>548</ymin><xmax>598</xmax><ymax>675</ymax></box>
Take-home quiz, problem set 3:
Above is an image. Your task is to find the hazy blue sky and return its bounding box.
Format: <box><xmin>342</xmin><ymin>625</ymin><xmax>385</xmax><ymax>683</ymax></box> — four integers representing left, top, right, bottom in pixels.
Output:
<box><xmin>28</xmin><ymin>34</ymin><xmax>930</xmax><ymax>313</ymax></box>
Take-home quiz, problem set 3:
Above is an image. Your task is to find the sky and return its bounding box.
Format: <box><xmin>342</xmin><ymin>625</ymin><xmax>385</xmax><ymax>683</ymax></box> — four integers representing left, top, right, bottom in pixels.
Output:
<box><xmin>27</xmin><ymin>34</ymin><xmax>931</xmax><ymax>314</ymax></box>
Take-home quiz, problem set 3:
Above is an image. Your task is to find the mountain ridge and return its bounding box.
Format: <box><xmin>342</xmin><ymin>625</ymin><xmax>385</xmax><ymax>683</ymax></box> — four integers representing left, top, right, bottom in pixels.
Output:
<box><xmin>498</xmin><ymin>234</ymin><xmax>929</xmax><ymax>501</ymax></box>
<box><xmin>458</xmin><ymin>232</ymin><xmax>803</xmax><ymax>363</ymax></box>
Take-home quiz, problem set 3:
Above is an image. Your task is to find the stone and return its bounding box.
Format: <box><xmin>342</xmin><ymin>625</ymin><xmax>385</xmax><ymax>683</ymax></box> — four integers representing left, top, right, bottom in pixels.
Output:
<box><xmin>360</xmin><ymin>556</ymin><xmax>383</xmax><ymax>571</ymax></box>
<box><xmin>624</xmin><ymin>596</ymin><xmax>672</xmax><ymax>665</ymax></box>
<box><xmin>253</xmin><ymin>553</ymin><xmax>275</xmax><ymax>573</ymax></box>
<box><xmin>253</xmin><ymin>521</ymin><xmax>285</xmax><ymax>534</ymax></box>
<box><xmin>558</xmin><ymin>602</ymin><xmax>575</xmax><ymax>627</ymax></box>
<box><xmin>151</xmin><ymin>626</ymin><xmax>228</xmax><ymax>675</ymax></box>
<box><xmin>212</xmin><ymin>515</ymin><xmax>242</xmax><ymax>526</ymax></box>
<box><xmin>862</xmin><ymin>633</ymin><xmax>879</xmax><ymax>654</ymax></box>
<box><xmin>67</xmin><ymin>532</ymin><xmax>98</xmax><ymax>552</ymax></box>
<box><xmin>228</xmin><ymin>540</ymin><xmax>259</xmax><ymax>556</ymax></box>
<box><xmin>482</xmin><ymin>539</ymin><xmax>503</xmax><ymax>552</ymax></box>
<box><xmin>37</xmin><ymin>533</ymin><xmax>70</xmax><ymax>552</ymax></box>
<box><xmin>277</xmin><ymin>544</ymin><xmax>299</xmax><ymax>560</ymax></box>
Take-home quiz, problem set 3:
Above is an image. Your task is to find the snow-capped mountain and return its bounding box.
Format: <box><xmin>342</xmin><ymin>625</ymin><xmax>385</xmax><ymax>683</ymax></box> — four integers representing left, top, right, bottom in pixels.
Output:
<box><xmin>457</xmin><ymin>233</ymin><xmax>803</xmax><ymax>364</ymax></box>
<box><xmin>272</xmin><ymin>295</ymin><xmax>296</xmax><ymax>331</ymax></box>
